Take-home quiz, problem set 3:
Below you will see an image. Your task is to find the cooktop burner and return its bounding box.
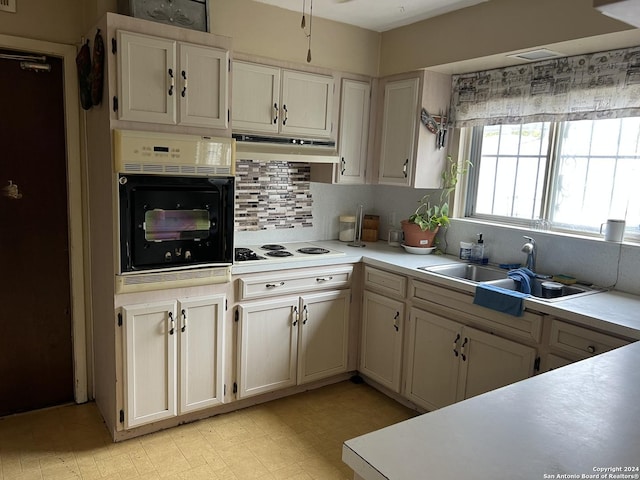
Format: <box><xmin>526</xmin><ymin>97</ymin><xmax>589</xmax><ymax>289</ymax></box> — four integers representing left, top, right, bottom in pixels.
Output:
<box><xmin>297</xmin><ymin>247</ymin><xmax>330</xmax><ymax>255</ymax></box>
<box><xmin>234</xmin><ymin>248</ymin><xmax>266</xmax><ymax>262</ymax></box>
<box><xmin>261</xmin><ymin>244</ymin><xmax>286</xmax><ymax>251</ymax></box>
<box><xmin>234</xmin><ymin>243</ymin><xmax>345</xmax><ymax>263</ymax></box>
<box><xmin>265</xmin><ymin>250</ymin><xmax>293</xmax><ymax>257</ymax></box>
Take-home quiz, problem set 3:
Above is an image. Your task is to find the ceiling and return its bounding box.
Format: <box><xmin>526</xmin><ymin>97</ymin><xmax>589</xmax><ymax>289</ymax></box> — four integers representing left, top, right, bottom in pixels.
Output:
<box><xmin>252</xmin><ymin>0</ymin><xmax>489</xmax><ymax>32</ymax></box>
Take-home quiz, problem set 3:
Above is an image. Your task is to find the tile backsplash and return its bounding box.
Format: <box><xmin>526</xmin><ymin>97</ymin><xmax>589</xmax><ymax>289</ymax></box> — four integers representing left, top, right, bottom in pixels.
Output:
<box><xmin>235</xmin><ymin>160</ymin><xmax>313</xmax><ymax>231</ymax></box>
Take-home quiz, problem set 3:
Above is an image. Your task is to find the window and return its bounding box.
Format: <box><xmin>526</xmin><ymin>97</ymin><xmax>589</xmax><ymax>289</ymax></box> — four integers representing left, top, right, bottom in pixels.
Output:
<box><xmin>467</xmin><ymin>117</ymin><xmax>640</xmax><ymax>240</ymax></box>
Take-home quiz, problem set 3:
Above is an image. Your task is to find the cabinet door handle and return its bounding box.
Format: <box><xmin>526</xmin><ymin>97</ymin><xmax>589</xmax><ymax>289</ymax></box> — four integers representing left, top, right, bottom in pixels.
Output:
<box><xmin>452</xmin><ymin>333</ymin><xmax>460</xmax><ymax>357</ymax></box>
<box><xmin>393</xmin><ymin>311</ymin><xmax>400</xmax><ymax>331</ymax></box>
<box><xmin>168</xmin><ymin>311</ymin><xmax>175</xmax><ymax>335</ymax></box>
<box><xmin>180</xmin><ymin>309</ymin><xmax>187</xmax><ymax>332</ymax></box>
<box><xmin>340</xmin><ymin>157</ymin><xmax>346</xmax><ymax>175</ymax></box>
<box><xmin>402</xmin><ymin>159</ymin><xmax>408</xmax><ymax>178</ymax></box>
<box><xmin>168</xmin><ymin>68</ymin><xmax>174</xmax><ymax>96</ymax></box>
<box><xmin>282</xmin><ymin>104</ymin><xmax>288</xmax><ymax>126</ymax></box>
<box><xmin>303</xmin><ymin>305</ymin><xmax>309</xmax><ymax>324</ymax></box>
<box><xmin>316</xmin><ymin>276</ymin><xmax>333</xmax><ymax>282</ymax></box>
<box><xmin>181</xmin><ymin>70</ymin><xmax>187</xmax><ymax>97</ymax></box>
<box><xmin>273</xmin><ymin>103</ymin><xmax>279</xmax><ymax>124</ymax></box>
<box><xmin>266</xmin><ymin>281</ymin><xmax>285</xmax><ymax>288</ymax></box>
<box><xmin>460</xmin><ymin>337</ymin><xmax>468</xmax><ymax>361</ymax></box>
<box><xmin>587</xmin><ymin>345</ymin><xmax>596</xmax><ymax>354</ymax></box>
<box><xmin>292</xmin><ymin>305</ymin><xmax>299</xmax><ymax>326</ymax></box>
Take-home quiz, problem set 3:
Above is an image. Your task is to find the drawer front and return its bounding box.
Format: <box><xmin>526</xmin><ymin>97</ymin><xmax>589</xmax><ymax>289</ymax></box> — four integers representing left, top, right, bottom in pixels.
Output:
<box><xmin>549</xmin><ymin>319</ymin><xmax>630</xmax><ymax>359</ymax></box>
<box><xmin>409</xmin><ymin>278</ymin><xmax>543</xmax><ymax>343</ymax></box>
<box><xmin>238</xmin><ymin>266</ymin><xmax>353</xmax><ymax>300</ymax></box>
<box><xmin>364</xmin><ymin>266</ymin><xmax>407</xmax><ymax>299</ymax></box>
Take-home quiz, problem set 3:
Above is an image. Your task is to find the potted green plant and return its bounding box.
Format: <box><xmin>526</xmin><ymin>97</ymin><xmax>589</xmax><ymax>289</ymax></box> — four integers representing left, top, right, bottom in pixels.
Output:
<box><xmin>401</xmin><ymin>155</ymin><xmax>470</xmax><ymax>248</ymax></box>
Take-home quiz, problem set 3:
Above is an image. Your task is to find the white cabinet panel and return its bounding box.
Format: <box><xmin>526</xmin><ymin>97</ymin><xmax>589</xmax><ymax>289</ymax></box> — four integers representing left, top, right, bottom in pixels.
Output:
<box><xmin>232</xmin><ymin>61</ymin><xmax>333</xmax><ymax>138</ymax></box>
<box><xmin>298</xmin><ymin>290</ymin><xmax>350</xmax><ymax>384</ymax></box>
<box><xmin>405</xmin><ymin>309</ymin><xmax>460</xmax><ymax>410</ymax></box>
<box><xmin>122</xmin><ymin>301</ymin><xmax>177</xmax><ymax>429</ymax></box>
<box><xmin>336</xmin><ymin>79</ymin><xmax>370</xmax><ymax>184</ymax></box>
<box><xmin>178</xmin><ymin>43</ymin><xmax>229</xmax><ymax>128</ymax></box>
<box><xmin>118</xmin><ymin>32</ymin><xmax>176</xmax><ymax>124</ymax></box>
<box><xmin>281</xmin><ymin>70</ymin><xmax>333</xmax><ymax>138</ymax></box>
<box><xmin>378</xmin><ymin>77</ymin><xmax>418</xmax><ymax>186</ymax></box>
<box><xmin>360</xmin><ymin>290</ymin><xmax>404</xmax><ymax>392</ymax></box>
<box><xmin>404</xmin><ymin>306</ymin><xmax>536</xmax><ymax>411</ymax></box>
<box><xmin>117</xmin><ymin>31</ymin><xmax>228</xmax><ymax>128</ymax></box>
<box><xmin>232</xmin><ymin>62</ymin><xmax>280</xmax><ymax>134</ymax></box>
<box><xmin>121</xmin><ymin>295</ymin><xmax>225</xmax><ymax>429</ymax></box>
<box><xmin>178</xmin><ymin>296</ymin><xmax>225</xmax><ymax>414</ymax></box>
<box><xmin>457</xmin><ymin>326</ymin><xmax>536</xmax><ymax>401</ymax></box>
<box><xmin>237</xmin><ymin>297</ymin><xmax>299</xmax><ymax>399</ymax></box>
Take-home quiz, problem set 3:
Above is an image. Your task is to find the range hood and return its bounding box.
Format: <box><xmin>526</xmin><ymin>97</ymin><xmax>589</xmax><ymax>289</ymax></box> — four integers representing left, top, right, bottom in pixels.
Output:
<box><xmin>594</xmin><ymin>0</ymin><xmax>640</xmax><ymax>27</ymax></box>
<box><xmin>233</xmin><ymin>134</ymin><xmax>340</xmax><ymax>163</ymax></box>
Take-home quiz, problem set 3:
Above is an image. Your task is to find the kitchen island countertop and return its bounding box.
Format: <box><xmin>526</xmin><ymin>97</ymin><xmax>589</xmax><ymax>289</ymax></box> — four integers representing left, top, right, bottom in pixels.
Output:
<box><xmin>343</xmin><ymin>339</ymin><xmax>640</xmax><ymax>480</ymax></box>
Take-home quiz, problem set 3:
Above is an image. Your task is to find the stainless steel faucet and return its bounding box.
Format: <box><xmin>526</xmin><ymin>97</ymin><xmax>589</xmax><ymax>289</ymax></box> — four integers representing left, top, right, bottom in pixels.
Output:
<box><xmin>521</xmin><ymin>236</ymin><xmax>536</xmax><ymax>271</ymax></box>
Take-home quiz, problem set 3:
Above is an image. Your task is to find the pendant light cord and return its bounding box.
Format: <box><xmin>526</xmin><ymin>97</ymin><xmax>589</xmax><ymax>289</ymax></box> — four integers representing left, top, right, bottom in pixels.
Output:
<box><xmin>300</xmin><ymin>0</ymin><xmax>312</xmax><ymax>62</ymax></box>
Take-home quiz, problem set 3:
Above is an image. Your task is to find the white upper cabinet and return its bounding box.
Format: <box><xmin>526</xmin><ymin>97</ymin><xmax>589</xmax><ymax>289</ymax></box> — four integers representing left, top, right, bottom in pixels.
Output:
<box><xmin>232</xmin><ymin>61</ymin><xmax>334</xmax><ymax>139</ymax></box>
<box><xmin>117</xmin><ymin>31</ymin><xmax>229</xmax><ymax>129</ymax></box>
<box><xmin>336</xmin><ymin>79</ymin><xmax>371</xmax><ymax>184</ymax></box>
<box><xmin>280</xmin><ymin>70</ymin><xmax>333</xmax><ymax>138</ymax></box>
<box><xmin>377</xmin><ymin>71</ymin><xmax>452</xmax><ymax>188</ymax></box>
<box><xmin>378</xmin><ymin>77</ymin><xmax>419</xmax><ymax>187</ymax></box>
<box><xmin>231</xmin><ymin>62</ymin><xmax>280</xmax><ymax>134</ymax></box>
<box><xmin>178</xmin><ymin>43</ymin><xmax>229</xmax><ymax>128</ymax></box>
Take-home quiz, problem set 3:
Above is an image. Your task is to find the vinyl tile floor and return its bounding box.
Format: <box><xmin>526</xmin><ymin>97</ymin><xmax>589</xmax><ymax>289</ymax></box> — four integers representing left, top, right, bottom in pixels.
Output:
<box><xmin>0</xmin><ymin>381</ymin><xmax>417</xmax><ymax>480</ymax></box>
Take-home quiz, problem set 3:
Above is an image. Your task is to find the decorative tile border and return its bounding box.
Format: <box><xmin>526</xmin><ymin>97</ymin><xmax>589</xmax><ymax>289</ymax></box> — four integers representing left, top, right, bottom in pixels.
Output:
<box><xmin>235</xmin><ymin>160</ymin><xmax>313</xmax><ymax>231</ymax></box>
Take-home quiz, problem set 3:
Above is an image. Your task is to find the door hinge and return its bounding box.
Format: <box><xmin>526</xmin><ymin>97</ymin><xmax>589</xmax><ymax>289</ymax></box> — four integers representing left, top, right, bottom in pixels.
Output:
<box><xmin>117</xmin><ymin>312</ymin><xmax>122</xmax><ymax>327</ymax></box>
<box><xmin>111</xmin><ymin>37</ymin><xmax>117</xmax><ymax>54</ymax></box>
<box><xmin>224</xmin><ymin>384</ymin><xmax>226</xmax><ymax>395</ymax></box>
<box><xmin>234</xmin><ymin>309</ymin><xmax>239</xmax><ymax>322</ymax></box>
<box><xmin>534</xmin><ymin>356</ymin><xmax>541</xmax><ymax>372</ymax></box>
<box><xmin>233</xmin><ymin>382</ymin><xmax>238</xmax><ymax>394</ymax></box>
<box><xmin>228</xmin><ymin>109</ymin><xmax>230</xmax><ymax>122</ymax></box>
<box><xmin>119</xmin><ymin>409</ymin><xmax>124</xmax><ymax>423</ymax></box>
<box><xmin>225</xmin><ymin>299</ymin><xmax>228</xmax><ymax>311</ymax></box>
<box><xmin>112</xmin><ymin>96</ymin><xmax>118</xmax><ymax>112</ymax></box>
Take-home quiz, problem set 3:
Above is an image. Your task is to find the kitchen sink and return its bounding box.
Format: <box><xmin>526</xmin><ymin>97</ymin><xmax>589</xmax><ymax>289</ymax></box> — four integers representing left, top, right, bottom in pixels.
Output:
<box><xmin>421</xmin><ymin>263</ymin><xmax>603</xmax><ymax>301</ymax></box>
<box><xmin>420</xmin><ymin>263</ymin><xmax>507</xmax><ymax>282</ymax></box>
<box><xmin>484</xmin><ymin>278</ymin><xmax>602</xmax><ymax>302</ymax></box>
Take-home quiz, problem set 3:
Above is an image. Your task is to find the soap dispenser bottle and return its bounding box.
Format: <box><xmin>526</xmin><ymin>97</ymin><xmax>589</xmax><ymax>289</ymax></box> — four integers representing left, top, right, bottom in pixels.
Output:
<box><xmin>472</xmin><ymin>233</ymin><xmax>485</xmax><ymax>264</ymax></box>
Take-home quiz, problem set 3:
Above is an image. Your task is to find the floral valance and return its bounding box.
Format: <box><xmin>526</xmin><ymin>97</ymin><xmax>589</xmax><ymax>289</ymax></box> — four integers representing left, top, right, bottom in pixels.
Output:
<box><xmin>450</xmin><ymin>46</ymin><xmax>640</xmax><ymax>128</ymax></box>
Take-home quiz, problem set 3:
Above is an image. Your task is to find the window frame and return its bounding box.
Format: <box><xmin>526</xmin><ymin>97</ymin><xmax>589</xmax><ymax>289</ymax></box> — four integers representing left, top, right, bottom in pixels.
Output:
<box><xmin>463</xmin><ymin>121</ymin><xmax>640</xmax><ymax>242</ymax></box>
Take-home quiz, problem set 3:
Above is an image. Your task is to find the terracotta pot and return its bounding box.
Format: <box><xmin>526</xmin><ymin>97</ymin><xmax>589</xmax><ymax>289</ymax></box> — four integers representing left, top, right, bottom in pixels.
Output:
<box><xmin>401</xmin><ymin>220</ymin><xmax>439</xmax><ymax>248</ymax></box>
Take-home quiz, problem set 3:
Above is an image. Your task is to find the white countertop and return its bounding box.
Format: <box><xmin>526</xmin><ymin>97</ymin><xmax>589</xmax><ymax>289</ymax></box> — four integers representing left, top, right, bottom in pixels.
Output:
<box><xmin>233</xmin><ymin>240</ymin><xmax>640</xmax><ymax>340</ymax></box>
<box><xmin>343</xmin><ymin>340</ymin><xmax>640</xmax><ymax>480</ymax></box>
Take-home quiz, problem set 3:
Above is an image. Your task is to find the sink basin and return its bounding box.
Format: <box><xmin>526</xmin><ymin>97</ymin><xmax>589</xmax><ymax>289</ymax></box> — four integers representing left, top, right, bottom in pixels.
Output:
<box><xmin>420</xmin><ymin>263</ymin><xmax>507</xmax><ymax>282</ymax></box>
<box><xmin>484</xmin><ymin>278</ymin><xmax>602</xmax><ymax>302</ymax></box>
<box><xmin>421</xmin><ymin>263</ymin><xmax>603</xmax><ymax>302</ymax></box>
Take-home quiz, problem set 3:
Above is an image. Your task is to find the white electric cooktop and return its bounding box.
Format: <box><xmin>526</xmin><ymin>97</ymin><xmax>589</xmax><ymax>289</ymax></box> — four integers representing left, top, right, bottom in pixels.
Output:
<box><xmin>234</xmin><ymin>242</ymin><xmax>346</xmax><ymax>263</ymax></box>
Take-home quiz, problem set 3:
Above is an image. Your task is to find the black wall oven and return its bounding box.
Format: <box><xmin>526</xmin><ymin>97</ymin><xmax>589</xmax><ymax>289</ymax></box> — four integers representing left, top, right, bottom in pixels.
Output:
<box><xmin>118</xmin><ymin>174</ymin><xmax>234</xmax><ymax>273</ymax></box>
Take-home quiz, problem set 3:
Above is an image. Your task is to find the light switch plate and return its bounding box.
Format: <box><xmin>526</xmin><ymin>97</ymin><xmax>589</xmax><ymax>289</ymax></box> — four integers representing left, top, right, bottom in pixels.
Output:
<box><xmin>0</xmin><ymin>0</ymin><xmax>17</xmax><ymax>13</ymax></box>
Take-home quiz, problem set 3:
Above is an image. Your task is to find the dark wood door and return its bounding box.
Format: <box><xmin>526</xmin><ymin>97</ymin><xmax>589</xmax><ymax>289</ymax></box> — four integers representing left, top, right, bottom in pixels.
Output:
<box><xmin>0</xmin><ymin>51</ymin><xmax>73</xmax><ymax>416</ymax></box>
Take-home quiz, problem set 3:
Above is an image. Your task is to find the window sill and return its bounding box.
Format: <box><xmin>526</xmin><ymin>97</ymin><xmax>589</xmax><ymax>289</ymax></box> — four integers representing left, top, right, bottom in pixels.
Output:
<box><xmin>450</xmin><ymin>217</ymin><xmax>640</xmax><ymax>248</ymax></box>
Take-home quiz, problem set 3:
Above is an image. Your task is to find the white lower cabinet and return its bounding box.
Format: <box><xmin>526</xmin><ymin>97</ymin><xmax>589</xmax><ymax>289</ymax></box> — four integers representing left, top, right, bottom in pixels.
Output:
<box><xmin>404</xmin><ymin>307</ymin><xmax>537</xmax><ymax>411</ymax></box>
<box><xmin>360</xmin><ymin>290</ymin><xmax>405</xmax><ymax>393</ymax></box>
<box><xmin>237</xmin><ymin>290</ymin><xmax>350</xmax><ymax>399</ymax></box>
<box><xmin>121</xmin><ymin>295</ymin><xmax>225</xmax><ymax>429</ymax></box>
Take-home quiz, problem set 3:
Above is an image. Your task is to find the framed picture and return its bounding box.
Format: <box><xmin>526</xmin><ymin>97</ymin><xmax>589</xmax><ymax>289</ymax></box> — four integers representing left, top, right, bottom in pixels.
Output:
<box><xmin>119</xmin><ymin>0</ymin><xmax>209</xmax><ymax>32</ymax></box>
